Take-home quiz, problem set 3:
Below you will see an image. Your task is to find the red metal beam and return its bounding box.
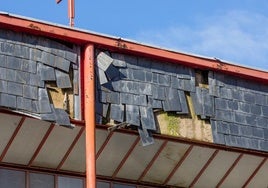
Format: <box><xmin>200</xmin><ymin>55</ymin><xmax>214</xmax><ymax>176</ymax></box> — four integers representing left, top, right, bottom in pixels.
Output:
<box><xmin>163</xmin><ymin>145</ymin><xmax>194</xmax><ymax>185</ymax></box>
<box><xmin>96</xmin><ymin>125</ymin><xmax>268</xmax><ymax>158</ymax></box>
<box><xmin>138</xmin><ymin>140</ymin><xmax>168</xmax><ymax>182</ymax></box>
<box><xmin>242</xmin><ymin>157</ymin><xmax>267</xmax><ymax>188</ymax></box>
<box><xmin>57</xmin><ymin>127</ymin><xmax>85</xmax><ymax>170</ymax></box>
<box><xmin>0</xmin><ymin>13</ymin><xmax>268</xmax><ymax>83</ymax></box>
<box><xmin>112</xmin><ymin>137</ymin><xmax>140</xmax><ymax>178</ymax></box>
<box><xmin>216</xmin><ymin>153</ymin><xmax>243</xmax><ymax>188</ymax></box>
<box><xmin>28</xmin><ymin>123</ymin><xmax>55</xmax><ymax>167</ymax></box>
<box><xmin>96</xmin><ymin>132</ymin><xmax>114</xmax><ymax>160</ymax></box>
<box><xmin>0</xmin><ymin>116</ymin><xmax>26</xmax><ymax>162</ymax></box>
<box><xmin>189</xmin><ymin>149</ymin><xmax>219</xmax><ymax>187</ymax></box>
<box><xmin>84</xmin><ymin>44</ymin><xmax>96</xmax><ymax>188</ymax></box>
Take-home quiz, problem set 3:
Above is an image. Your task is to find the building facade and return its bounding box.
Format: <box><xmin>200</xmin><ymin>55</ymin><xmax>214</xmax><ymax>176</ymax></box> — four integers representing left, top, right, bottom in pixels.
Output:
<box><xmin>0</xmin><ymin>12</ymin><xmax>267</xmax><ymax>188</ymax></box>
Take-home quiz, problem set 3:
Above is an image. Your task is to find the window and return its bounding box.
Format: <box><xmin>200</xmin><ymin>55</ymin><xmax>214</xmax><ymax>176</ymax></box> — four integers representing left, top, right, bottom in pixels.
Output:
<box><xmin>58</xmin><ymin>176</ymin><xmax>84</xmax><ymax>188</ymax></box>
<box><xmin>0</xmin><ymin>169</ymin><xmax>25</xmax><ymax>188</ymax></box>
<box><xmin>30</xmin><ymin>173</ymin><xmax>54</xmax><ymax>188</ymax></box>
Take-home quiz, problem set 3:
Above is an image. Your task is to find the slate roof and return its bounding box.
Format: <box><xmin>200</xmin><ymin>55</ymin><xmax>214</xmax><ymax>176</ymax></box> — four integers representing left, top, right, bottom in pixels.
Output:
<box><xmin>0</xmin><ymin>28</ymin><xmax>79</xmax><ymax>127</ymax></box>
<box><xmin>95</xmin><ymin>51</ymin><xmax>268</xmax><ymax>151</ymax></box>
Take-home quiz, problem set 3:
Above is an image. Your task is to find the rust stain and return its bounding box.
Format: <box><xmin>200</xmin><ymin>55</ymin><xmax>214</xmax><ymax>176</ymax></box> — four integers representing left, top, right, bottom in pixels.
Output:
<box><xmin>116</xmin><ymin>39</ymin><xmax>128</xmax><ymax>49</ymax></box>
<box><xmin>28</xmin><ymin>23</ymin><xmax>41</xmax><ymax>31</ymax></box>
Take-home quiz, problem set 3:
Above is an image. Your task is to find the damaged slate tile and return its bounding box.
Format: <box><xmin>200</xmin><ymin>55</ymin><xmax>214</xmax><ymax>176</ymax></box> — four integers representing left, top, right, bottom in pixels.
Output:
<box><xmin>110</xmin><ymin>104</ymin><xmax>124</xmax><ymax>122</ymax></box>
<box><xmin>38</xmin><ymin>88</ymin><xmax>52</xmax><ymax>113</ymax></box>
<box><xmin>138</xmin><ymin>127</ymin><xmax>154</xmax><ymax>146</ymax></box>
<box><xmin>65</xmin><ymin>50</ymin><xmax>77</xmax><ymax>63</ymax></box>
<box><xmin>177</xmin><ymin>90</ymin><xmax>189</xmax><ymax>114</ymax></box>
<box><xmin>111</xmin><ymin>53</ymin><xmax>127</xmax><ymax>67</ymax></box>
<box><xmin>54</xmin><ymin>108</ymin><xmax>71</xmax><ymax>126</ymax></box>
<box><xmin>152</xmin><ymin>85</ymin><xmax>166</xmax><ymax>100</ymax></box>
<box><xmin>96</xmin><ymin>68</ymin><xmax>108</xmax><ymax>85</ymax></box>
<box><xmin>102</xmin><ymin>103</ymin><xmax>109</xmax><ymax>118</ymax></box>
<box><xmin>162</xmin><ymin>88</ymin><xmax>182</xmax><ymax>112</ymax></box>
<box><xmin>126</xmin><ymin>105</ymin><xmax>140</xmax><ymax>126</ymax></box>
<box><xmin>190</xmin><ymin>89</ymin><xmax>202</xmax><ymax>115</ymax></box>
<box><xmin>140</xmin><ymin>106</ymin><xmax>156</xmax><ymax>130</ymax></box>
<box><xmin>40</xmin><ymin>51</ymin><xmax>56</xmax><ymax>67</ymax></box>
<box><xmin>105</xmin><ymin>65</ymin><xmax>119</xmax><ymax>80</ymax></box>
<box><xmin>0</xmin><ymin>93</ymin><xmax>16</xmax><ymax>108</ymax></box>
<box><xmin>39</xmin><ymin>64</ymin><xmax>56</xmax><ymax>81</ymax></box>
<box><xmin>97</xmin><ymin>52</ymin><xmax>113</xmax><ymax>71</ymax></box>
<box><xmin>40</xmin><ymin>105</ymin><xmax>56</xmax><ymax>121</ymax></box>
<box><xmin>56</xmin><ymin>56</ymin><xmax>71</xmax><ymax>72</ymax></box>
<box><xmin>55</xmin><ymin>70</ymin><xmax>72</xmax><ymax>88</ymax></box>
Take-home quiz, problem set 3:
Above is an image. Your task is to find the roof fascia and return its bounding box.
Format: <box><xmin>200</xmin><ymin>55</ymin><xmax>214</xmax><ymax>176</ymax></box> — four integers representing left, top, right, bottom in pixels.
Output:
<box><xmin>0</xmin><ymin>13</ymin><xmax>268</xmax><ymax>83</ymax></box>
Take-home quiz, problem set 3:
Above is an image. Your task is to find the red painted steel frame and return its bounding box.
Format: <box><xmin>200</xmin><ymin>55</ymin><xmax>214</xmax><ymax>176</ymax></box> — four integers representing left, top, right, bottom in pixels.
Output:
<box><xmin>242</xmin><ymin>157</ymin><xmax>267</xmax><ymax>188</ymax></box>
<box><xmin>0</xmin><ymin>14</ymin><xmax>268</xmax><ymax>83</ymax></box>
<box><xmin>0</xmin><ymin>117</ymin><xmax>25</xmax><ymax>161</ymax></box>
<box><xmin>84</xmin><ymin>44</ymin><xmax>96</xmax><ymax>188</ymax></box>
<box><xmin>163</xmin><ymin>145</ymin><xmax>194</xmax><ymax>185</ymax></box>
<box><xmin>189</xmin><ymin>149</ymin><xmax>219</xmax><ymax>187</ymax></box>
<box><xmin>112</xmin><ymin>137</ymin><xmax>140</xmax><ymax>178</ymax></box>
<box><xmin>57</xmin><ymin>127</ymin><xmax>85</xmax><ymax>170</ymax></box>
<box><xmin>138</xmin><ymin>140</ymin><xmax>168</xmax><ymax>182</ymax></box>
<box><xmin>28</xmin><ymin>123</ymin><xmax>55</xmax><ymax>167</ymax></box>
<box><xmin>216</xmin><ymin>153</ymin><xmax>244</xmax><ymax>188</ymax></box>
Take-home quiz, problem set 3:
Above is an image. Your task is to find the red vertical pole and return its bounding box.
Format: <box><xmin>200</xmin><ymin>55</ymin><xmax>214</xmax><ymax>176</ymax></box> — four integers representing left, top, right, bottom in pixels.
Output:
<box><xmin>84</xmin><ymin>44</ymin><xmax>96</xmax><ymax>188</ymax></box>
<box><xmin>68</xmin><ymin>0</ymin><xmax>75</xmax><ymax>27</ymax></box>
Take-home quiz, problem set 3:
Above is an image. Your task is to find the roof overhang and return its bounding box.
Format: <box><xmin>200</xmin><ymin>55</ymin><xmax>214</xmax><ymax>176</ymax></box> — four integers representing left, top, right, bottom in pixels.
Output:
<box><xmin>0</xmin><ymin>12</ymin><xmax>268</xmax><ymax>84</ymax></box>
<box><xmin>0</xmin><ymin>111</ymin><xmax>267</xmax><ymax>187</ymax></box>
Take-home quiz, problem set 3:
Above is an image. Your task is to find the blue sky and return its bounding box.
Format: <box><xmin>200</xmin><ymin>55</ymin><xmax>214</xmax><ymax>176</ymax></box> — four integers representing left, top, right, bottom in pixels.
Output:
<box><xmin>1</xmin><ymin>0</ymin><xmax>268</xmax><ymax>70</ymax></box>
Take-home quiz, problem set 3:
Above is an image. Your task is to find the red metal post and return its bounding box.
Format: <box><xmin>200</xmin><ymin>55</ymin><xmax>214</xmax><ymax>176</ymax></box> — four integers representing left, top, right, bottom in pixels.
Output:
<box><xmin>68</xmin><ymin>0</ymin><xmax>75</xmax><ymax>27</ymax></box>
<box><xmin>84</xmin><ymin>44</ymin><xmax>96</xmax><ymax>188</ymax></box>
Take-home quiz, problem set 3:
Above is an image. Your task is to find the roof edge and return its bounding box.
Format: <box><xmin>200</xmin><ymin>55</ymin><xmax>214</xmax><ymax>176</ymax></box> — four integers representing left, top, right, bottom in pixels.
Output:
<box><xmin>1</xmin><ymin>12</ymin><xmax>268</xmax><ymax>83</ymax></box>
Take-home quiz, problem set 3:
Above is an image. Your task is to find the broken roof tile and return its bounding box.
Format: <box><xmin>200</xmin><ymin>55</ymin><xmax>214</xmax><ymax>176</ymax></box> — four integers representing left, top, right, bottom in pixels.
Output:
<box><xmin>97</xmin><ymin>52</ymin><xmax>113</xmax><ymax>71</ymax></box>
<box><xmin>55</xmin><ymin>70</ymin><xmax>72</xmax><ymax>88</ymax></box>
<box><xmin>138</xmin><ymin>127</ymin><xmax>154</xmax><ymax>146</ymax></box>
<box><xmin>56</xmin><ymin>56</ymin><xmax>71</xmax><ymax>72</ymax></box>
<box><xmin>162</xmin><ymin>88</ymin><xmax>181</xmax><ymax>112</ymax></box>
<box><xmin>38</xmin><ymin>88</ymin><xmax>52</xmax><ymax>113</ymax></box>
<box><xmin>110</xmin><ymin>104</ymin><xmax>124</xmax><ymax>122</ymax></box>
<box><xmin>140</xmin><ymin>106</ymin><xmax>156</xmax><ymax>130</ymax></box>
<box><xmin>39</xmin><ymin>64</ymin><xmax>56</xmax><ymax>81</ymax></box>
<box><xmin>126</xmin><ymin>105</ymin><xmax>140</xmax><ymax>126</ymax></box>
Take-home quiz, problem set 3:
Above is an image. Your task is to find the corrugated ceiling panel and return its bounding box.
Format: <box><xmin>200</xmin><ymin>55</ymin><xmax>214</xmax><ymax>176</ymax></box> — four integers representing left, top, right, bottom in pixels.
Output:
<box><xmin>60</xmin><ymin>132</ymin><xmax>86</xmax><ymax>173</ymax></box>
<box><xmin>142</xmin><ymin>142</ymin><xmax>190</xmax><ymax>184</ymax></box>
<box><xmin>167</xmin><ymin>146</ymin><xmax>215</xmax><ymax>187</ymax></box>
<box><xmin>247</xmin><ymin>160</ymin><xmax>268</xmax><ymax>188</ymax></box>
<box><xmin>194</xmin><ymin>150</ymin><xmax>240</xmax><ymax>188</ymax></box>
<box><xmin>0</xmin><ymin>113</ymin><xmax>21</xmax><ymax>155</ymax></box>
<box><xmin>116</xmin><ymin>139</ymin><xmax>164</xmax><ymax>180</ymax></box>
<box><xmin>31</xmin><ymin>126</ymin><xmax>81</xmax><ymax>168</ymax></box>
<box><xmin>96</xmin><ymin>129</ymin><xmax>110</xmax><ymax>153</ymax></box>
<box><xmin>96</xmin><ymin>132</ymin><xmax>137</xmax><ymax>176</ymax></box>
<box><xmin>2</xmin><ymin>118</ymin><xmax>50</xmax><ymax>165</ymax></box>
<box><xmin>221</xmin><ymin>154</ymin><xmax>264</xmax><ymax>188</ymax></box>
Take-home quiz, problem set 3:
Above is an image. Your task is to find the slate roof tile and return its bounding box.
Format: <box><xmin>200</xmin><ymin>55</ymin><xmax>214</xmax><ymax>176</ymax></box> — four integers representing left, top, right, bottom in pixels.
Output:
<box><xmin>7</xmin><ymin>81</ymin><xmax>23</xmax><ymax>96</ymax></box>
<box><xmin>126</xmin><ymin>105</ymin><xmax>140</xmax><ymax>126</ymax></box>
<box><xmin>138</xmin><ymin>127</ymin><xmax>154</xmax><ymax>146</ymax></box>
<box><xmin>56</xmin><ymin>56</ymin><xmax>70</xmax><ymax>72</ymax></box>
<box><xmin>140</xmin><ymin>106</ymin><xmax>156</xmax><ymax>130</ymax></box>
<box><xmin>39</xmin><ymin>64</ymin><xmax>56</xmax><ymax>81</ymax></box>
<box><xmin>0</xmin><ymin>93</ymin><xmax>16</xmax><ymax>108</ymax></box>
<box><xmin>97</xmin><ymin>52</ymin><xmax>113</xmax><ymax>71</ymax></box>
<box><xmin>55</xmin><ymin>70</ymin><xmax>72</xmax><ymax>88</ymax></box>
<box><xmin>110</xmin><ymin>104</ymin><xmax>124</xmax><ymax>122</ymax></box>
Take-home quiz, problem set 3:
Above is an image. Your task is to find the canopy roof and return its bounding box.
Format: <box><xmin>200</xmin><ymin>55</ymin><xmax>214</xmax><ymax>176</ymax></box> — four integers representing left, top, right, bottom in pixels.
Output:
<box><xmin>0</xmin><ymin>112</ymin><xmax>267</xmax><ymax>187</ymax></box>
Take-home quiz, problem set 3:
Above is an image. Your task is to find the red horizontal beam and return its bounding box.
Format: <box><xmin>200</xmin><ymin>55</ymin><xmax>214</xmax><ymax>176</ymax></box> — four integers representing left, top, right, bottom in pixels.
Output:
<box><xmin>0</xmin><ymin>13</ymin><xmax>268</xmax><ymax>83</ymax></box>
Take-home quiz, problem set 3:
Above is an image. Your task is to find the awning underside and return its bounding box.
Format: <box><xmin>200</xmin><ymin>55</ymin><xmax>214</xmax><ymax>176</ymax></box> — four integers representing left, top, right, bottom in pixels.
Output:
<box><xmin>0</xmin><ymin>112</ymin><xmax>267</xmax><ymax>188</ymax></box>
